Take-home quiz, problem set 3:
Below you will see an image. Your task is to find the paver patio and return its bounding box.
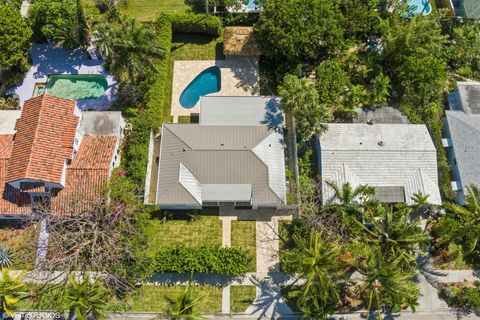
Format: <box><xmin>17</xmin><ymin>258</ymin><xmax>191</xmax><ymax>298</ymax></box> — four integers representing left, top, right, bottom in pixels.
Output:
<box><xmin>170</xmin><ymin>58</ymin><xmax>259</xmax><ymax>121</ymax></box>
<box><xmin>7</xmin><ymin>43</ymin><xmax>116</xmax><ymax>110</ymax></box>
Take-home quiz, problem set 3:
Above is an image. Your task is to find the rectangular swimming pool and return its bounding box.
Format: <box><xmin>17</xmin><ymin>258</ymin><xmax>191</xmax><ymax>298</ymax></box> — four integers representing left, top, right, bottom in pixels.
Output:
<box><xmin>46</xmin><ymin>74</ymin><xmax>108</xmax><ymax>100</ymax></box>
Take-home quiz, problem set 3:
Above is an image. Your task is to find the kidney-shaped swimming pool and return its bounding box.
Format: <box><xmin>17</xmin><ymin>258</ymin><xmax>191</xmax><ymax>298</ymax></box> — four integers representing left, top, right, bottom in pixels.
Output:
<box><xmin>179</xmin><ymin>66</ymin><xmax>221</xmax><ymax>109</ymax></box>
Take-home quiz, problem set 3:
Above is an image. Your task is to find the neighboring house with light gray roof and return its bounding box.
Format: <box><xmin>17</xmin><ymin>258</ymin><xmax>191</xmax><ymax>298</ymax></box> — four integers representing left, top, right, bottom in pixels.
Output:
<box><xmin>444</xmin><ymin>82</ymin><xmax>480</xmax><ymax>204</ymax></box>
<box><xmin>148</xmin><ymin>96</ymin><xmax>287</xmax><ymax>209</ymax></box>
<box><xmin>318</xmin><ymin>123</ymin><xmax>442</xmax><ymax>205</ymax></box>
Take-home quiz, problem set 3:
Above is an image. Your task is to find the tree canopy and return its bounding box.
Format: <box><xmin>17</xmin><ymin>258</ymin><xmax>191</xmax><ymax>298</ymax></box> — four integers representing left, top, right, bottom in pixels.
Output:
<box><xmin>254</xmin><ymin>0</ymin><xmax>345</xmax><ymax>75</ymax></box>
<box><xmin>0</xmin><ymin>2</ymin><xmax>31</xmax><ymax>69</ymax></box>
<box><xmin>28</xmin><ymin>0</ymin><xmax>87</xmax><ymax>48</ymax></box>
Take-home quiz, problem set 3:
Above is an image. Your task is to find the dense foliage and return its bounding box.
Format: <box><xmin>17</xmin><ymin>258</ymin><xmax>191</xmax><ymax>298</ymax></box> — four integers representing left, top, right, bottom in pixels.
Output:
<box><xmin>166</xmin><ymin>13</ymin><xmax>223</xmax><ymax>37</ymax></box>
<box><xmin>441</xmin><ymin>282</ymin><xmax>480</xmax><ymax>313</ymax></box>
<box><xmin>431</xmin><ymin>185</ymin><xmax>480</xmax><ymax>268</ymax></box>
<box><xmin>28</xmin><ymin>0</ymin><xmax>87</xmax><ymax>48</ymax></box>
<box><xmin>254</xmin><ymin>0</ymin><xmax>345</xmax><ymax>75</ymax></box>
<box><xmin>0</xmin><ymin>2</ymin><xmax>31</xmax><ymax>69</ymax></box>
<box><xmin>152</xmin><ymin>245</ymin><xmax>253</xmax><ymax>275</ymax></box>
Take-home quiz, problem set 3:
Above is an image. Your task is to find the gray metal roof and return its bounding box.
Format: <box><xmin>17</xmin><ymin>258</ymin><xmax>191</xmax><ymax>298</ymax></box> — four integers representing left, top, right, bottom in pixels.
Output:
<box><xmin>199</xmin><ymin>96</ymin><xmax>283</xmax><ymax>128</ymax></box>
<box><xmin>463</xmin><ymin>0</ymin><xmax>480</xmax><ymax>18</ymax></box>
<box><xmin>202</xmin><ymin>184</ymin><xmax>252</xmax><ymax>202</ymax></box>
<box><xmin>445</xmin><ymin>110</ymin><xmax>480</xmax><ymax>190</ymax></box>
<box><xmin>155</xmin><ymin>124</ymin><xmax>286</xmax><ymax>207</ymax></box>
<box><xmin>319</xmin><ymin>123</ymin><xmax>441</xmax><ymax>205</ymax></box>
<box><xmin>457</xmin><ymin>82</ymin><xmax>480</xmax><ymax>115</ymax></box>
<box><xmin>79</xmin><ymin>112</ymin><xmax>124</xmax><ymax>136</ymax></box>
<box><xmin>354</xmin><ymin>107</ymin><xmax>409</xmax><ymax>124</ymax></box>
<box><xmin>0</xmin><ymin>111</ymin><xmax>21</xmax><ymax>134</ymax></box>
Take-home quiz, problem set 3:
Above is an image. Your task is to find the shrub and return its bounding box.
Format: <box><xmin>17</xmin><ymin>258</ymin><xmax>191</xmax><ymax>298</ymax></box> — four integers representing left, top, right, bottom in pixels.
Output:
<box><xmin>165</xmin><ymin>13</ymin><xmax>223</xmax><ymax>37</ymax></box>
<box><xmin>121</xmin><ymin>16</ymin><xmax>172</xmax><ymax>187</ymax></box>
<box><xmin>152</xmin><ymin>245</ymin><xmax>253</xmax><ymax>275</ymax></box>
<box><xmin>442</xmin><ymin>282</ymin><xmax>480</xmax><ymax>313</ymax></box>
<box><xmin>221</xmin><ymin>12</ymin><xmax>259</xmax><ymax>26</ymax></box>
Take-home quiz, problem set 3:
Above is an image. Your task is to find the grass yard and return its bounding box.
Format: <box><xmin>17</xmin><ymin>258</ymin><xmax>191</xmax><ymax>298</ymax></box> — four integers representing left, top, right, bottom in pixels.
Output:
<box><xmin>18</xmin><ymin>285</ymin><xmax>222</xmax><ymax>313</ymax></box>
<box><xmin>145</xmin><ymin>215</ymin><xmax>222</xmax><ymax>255</ymax></box>
<box><xmin>231</xmin><ymin>286</ymin><xmax>256</xmax><ymax>313</ymax></box>
<box><xmin>82</xmin><ymin>0</ymin><xmax>189</xmax><ymax>22</ymax></box>
<box><xmin>231</xmin><ymin>220</ymin><xmax>256</xmax><ymax>272</ymax></box>
<box><xmin>0</xmin><ymin>224</ymin><xmax>38</xmax><ymax>270</ymax></box>
<box><xmin>129</xmin><ymin>285</ymin><xmax>222</xmax><ymax>312</ymax></box>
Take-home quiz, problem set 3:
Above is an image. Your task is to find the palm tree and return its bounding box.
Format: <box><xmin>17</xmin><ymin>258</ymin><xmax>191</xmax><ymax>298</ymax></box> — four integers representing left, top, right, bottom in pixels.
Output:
<box><xmin>93</xmin><ymin>18</ymin><xmax>164</xmax><ymax>82</ymax></box>
<box><xmin>325</xmin><ymin>181</ymin><xmax>375</xmax><ymax>206</ymax></box>
<box><xmin>278</xmin><ymin>74</ymin><xmax>331</xmax><ymax>139</ymax></box>
<box><xmin>285</xmin><ymin>230</ymin><xmax>342</xmax><ymax>318</ymax></box>
<box><xmin>355</xmin><ymin>248</ymin><xmax>418</xmax><ymax>319</ymax></box>
<box><xmin>165</xmin><ymin>280</ymin><xmax>205</xmax><ymax>320</ymax></box>
<box><xmin>355</xmin><ymin>204</ymin><xmax>430</xmax><ymax>267</ymax></box>
<box><xmin>0</xmin><ymin>268</ymin><xmax>27</xmax><ymax>320</ymax></box>
<box><xmin>0</xmin><ymin>247</ymin><xmax>13</xmax><ymax>270</ymax></box>
<box><xmin>65</xmin><ymin>275</ymin><xmax>108</xmax><ymax>320</ymax></box>
<box><xmin>443</xmin><ymin>185</ymin><xmax>480</xmax><ymax>256</ymax></box>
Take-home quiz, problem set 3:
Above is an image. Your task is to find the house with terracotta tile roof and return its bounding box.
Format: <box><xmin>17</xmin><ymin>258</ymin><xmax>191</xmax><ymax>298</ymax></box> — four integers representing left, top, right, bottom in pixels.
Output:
<box><xmin>0</xmin><ymin>94</ymin><xmax>125</xmax><ymax>218</ymax></box>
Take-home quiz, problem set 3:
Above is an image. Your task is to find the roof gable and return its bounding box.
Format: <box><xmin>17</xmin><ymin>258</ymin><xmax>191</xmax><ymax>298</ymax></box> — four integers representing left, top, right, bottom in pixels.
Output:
<box><xmin>6</xmin><ymin>94</ymin><xmax>79</xmax><ymax>185</ymax></box>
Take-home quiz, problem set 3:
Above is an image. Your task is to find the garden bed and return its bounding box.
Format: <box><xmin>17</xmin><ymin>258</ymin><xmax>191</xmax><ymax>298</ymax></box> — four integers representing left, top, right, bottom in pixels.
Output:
<box><xmin>0</xmin><ymin>224</ymin><xmax>38</xmax><ymax>270</ymax></box>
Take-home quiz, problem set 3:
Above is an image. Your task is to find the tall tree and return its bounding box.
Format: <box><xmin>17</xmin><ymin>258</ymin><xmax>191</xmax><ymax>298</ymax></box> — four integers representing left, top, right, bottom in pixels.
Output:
<box><xmin>254</xmin><ymin>0</ymin><xmax>345</xmax><ymax>74</ymax></box>
<box><xmin>325</xmin><ymin>181</ymin><xmax>375</xmax><ymax>207</ymax></box>
<box><xmin>0</xmin><ymin>2</ymin><xmax>31</xmax><ymax>69</ymax></box>
<box><xmin>93</xmin><ymin>18</ymin><xmax>164</xmax><ymax>82</ymax></box>
<box><xmin>64</xmin><ymin>276</ymin><xmax>108</xmax><ymax>320</ymax></box>
<box><xmin>285</xmin><ymin>230</ymin><xmax>343</xmax><ymax>319</ymax></box>
<box><xmin>278</xmin><ymin>74</ymin><xmax>331</xmax><ymax>139</ymax></box>
<box><xmin>448</xmin><ymin>22</ymin><xmax>480</xmax><ymax>78</ymax></box>
<box><xmin>165</xmin><ymin>279</ymin><xmax>205</xmax><ymax>320</ymax></box>
<box><xmin>441</xmin><ymin>185</ymin><xmax>480</xmax><ymax>258</ymax></box>
<box><xmin>0</xmin><ymin>269</ymin><xmax>27</xmax><ymax>320</ymax></box>
<box><xmin>354</xmin><ymin>247</ymin><xmax>418</xmax><ymax>318</ymax></box>
<box><xmin>357</xmin><ymin>204</ymin><xmax>430</xmax><ymax>267</ymax></box>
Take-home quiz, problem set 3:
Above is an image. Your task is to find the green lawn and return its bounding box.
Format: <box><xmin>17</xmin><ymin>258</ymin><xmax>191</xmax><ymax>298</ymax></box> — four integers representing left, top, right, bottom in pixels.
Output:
<box><xmin>145</xmin><ymin>216</ymin><xmax>222</xmax><ymax>255</ymax></box>
<box><xmin>82</xmin><ymin>0</ymin><xmax>189</xmax><ymax>22</ymax></box>
<box><xmin>19</xmin><ymin>285</ymin><xmax>222</xmax><ymax>313</ymax></box>
<box><xmin>0</xmin><ymin>225</ymin><xmax>38</xmax><ymax>270</ymax></box>
<box><xmin>231</xmin><ymin>286</ymin><xmax>256</xmax><ymax>313</ymax></box>
<box><xmin>231</xmin><ymin>220</ymin><xmax>256</xmax><ymax>272</ymax></box>
<box><xmin>129</xmin><ymin>285</ymin><xmax>222</xmax><ymax>312</ymax></box>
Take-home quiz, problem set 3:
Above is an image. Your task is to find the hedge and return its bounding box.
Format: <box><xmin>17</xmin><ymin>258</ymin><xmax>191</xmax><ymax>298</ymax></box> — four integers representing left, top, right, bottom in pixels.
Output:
<box><xmin>122</xmin><ymin>16</ymin><xmax>172</xmax><ymax>187</ymax></box>
<box><xmin>165</xmin><ymin>13</ymin><xmax>223</xmax><ymax>37</ymax></box>
<box><xmin>220</xmin><ymin>12</ymin><xmax>259</xmax><ymax>27</ymax></box>
<box><xmin>152</xmin><ymin>245</ymin><xmax>253</xmax><ymax>275</ymax></box>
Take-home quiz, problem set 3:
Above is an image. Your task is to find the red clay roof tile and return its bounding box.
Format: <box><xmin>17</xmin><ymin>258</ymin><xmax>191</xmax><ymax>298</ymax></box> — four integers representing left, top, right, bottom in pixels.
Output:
<box><xmin>6</xmin><ymin>94</ymin><xmax>79</xmax><ymax>185</ymax></box>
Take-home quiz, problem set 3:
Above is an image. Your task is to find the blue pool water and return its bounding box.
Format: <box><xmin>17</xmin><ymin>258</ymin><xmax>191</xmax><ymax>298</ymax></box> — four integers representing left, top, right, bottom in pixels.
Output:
<box><xmin>247</xmin><ymin>0</ymin><xmax>256</xmax><ymax>9</ymax></box>
<box><xmin>407</xmin><ymin>0</ymin><xmax>432</xmax><ymax>15</ymax></box>
<box><xmin>179</xmin><ymin>66</ymin><xmax>221</xmax><ymax>109</ymax></box>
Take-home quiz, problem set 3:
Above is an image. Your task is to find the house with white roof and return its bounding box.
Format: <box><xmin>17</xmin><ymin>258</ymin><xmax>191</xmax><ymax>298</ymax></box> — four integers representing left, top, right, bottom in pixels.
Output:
<box><xmin>444</xmin><ymin>81</ymin><xmax>480</xmax><ymax>204</ymax></box>
<box><xmin>318</xmin><ymin>123</ymin><xmax>442</xmax><ymax>205</ymax></box>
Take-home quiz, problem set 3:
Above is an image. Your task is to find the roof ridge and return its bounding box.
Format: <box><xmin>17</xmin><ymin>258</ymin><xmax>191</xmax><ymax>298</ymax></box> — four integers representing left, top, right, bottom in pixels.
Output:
<box><xmin>23</xmin><ymin>95</ymin><xmax>44</xmax><ymax>180</ymax></box>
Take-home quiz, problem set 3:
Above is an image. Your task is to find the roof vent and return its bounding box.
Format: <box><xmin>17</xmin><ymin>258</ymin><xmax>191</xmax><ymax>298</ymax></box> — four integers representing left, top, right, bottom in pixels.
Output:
<box><xmin>367</xmin><ymin>119</ymin><xmax>374</xmax><ymax>125</ymax></box>
<box><xmin>221</xmin><ymin>143</ymin><xmax>224</xmax><ymax>146</ymax></box>
<box><xmin>378</xmin><ymin>141</ymin><xmax>384</xmax><ymax>146</ymax></box>
<box><xmin>182</xmin><ymin>148</ymin><xmax>187</xmax><ymax>152</ymax></box>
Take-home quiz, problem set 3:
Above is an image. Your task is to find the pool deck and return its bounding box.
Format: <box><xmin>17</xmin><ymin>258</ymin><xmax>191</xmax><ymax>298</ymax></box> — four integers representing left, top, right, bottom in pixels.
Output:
<box><xmin>171</xmin><ymin>58</ymin><xmax>259</xmax><ymax>121</ymax></box>
<box><xmin>7</xmin><ymin>43</ymin><xmax>116</xmax><ymax>110</ymax></box>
